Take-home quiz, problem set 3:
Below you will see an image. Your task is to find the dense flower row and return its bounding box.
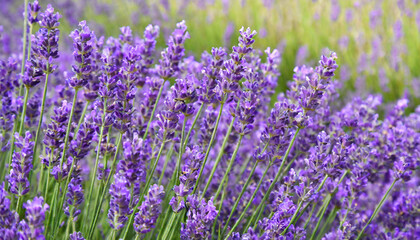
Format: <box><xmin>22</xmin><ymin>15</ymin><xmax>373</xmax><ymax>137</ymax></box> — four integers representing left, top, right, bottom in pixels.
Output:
<box><xmin>0</xmin><ymin>1</ymin><xmax>419</xmax><ymax>240</ymax></box>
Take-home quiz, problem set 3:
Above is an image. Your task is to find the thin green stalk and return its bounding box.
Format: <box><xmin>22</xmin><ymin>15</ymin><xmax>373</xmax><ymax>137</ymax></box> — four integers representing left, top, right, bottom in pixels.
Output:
<box><xmin>249</xmin><ymin>155</ymin><xmax>297</xmax><ymax>230</ymax></box>
<box><xmin>317</xmin><ymin>207</ymin><xmax>338</xmax><ymax>240</ymax></box>
<box><xmin>26</xmin><ymin>24</ymin><xmax>33</xmax><ymax>61</ymax></box>
<box><xmin>160</xmin><ymin>212</ymin><xmax>176</xmax><ymax>239</ymax></box>
<box><xmin>88</xmin><ymin>134</ymin><xmax>123</xmax><ymax>239</ymax></box>
<box><xmin>83</xmin><ymin>98</ymin><xmax>108</xmax><ymax>227</ymax></box>
<box><xmin>281</xmin><ymin>201</ymin><xmax>303</xmax><ymax>234</ymax></box>
<box><xmin>32</xmin><ymin>71</ymin><xmax>51</xmax><ymax>165</ymax></box>
<box><xmin>309</xmin><ymin>195</ymin><xmax>331</xmax><ymax>240</ymax></box>
<box><xmin>158</xmin><ymin>142</ymin><xmax>174</xmax><ymax>185</ymax></box>
<box><xmin>18</xmin><ymin>86</ymin><xmax>30</xmax><ymax>135</ymax></box>
<box><xmin>304</xmin><ymin>201</ymin><xmax>317</xmax><ymax>229</ymax></box>
<box><xmin>18</xmin><ymin>0</ymin><xmax>29</xmax><ymax>96</ymax></box>
<box><xmin>356</xmin><ymin>178</ymin><xmax>398</xmax><ymax>240</ymax></box>
<box><xmin>176</xmin><ymin>116</ymin><xmax>188</xmax><ymax>182</ymax></box>
<box><xmin>121</xmin><ymin>137</ymin><xmax>167</xmax><ymax>240</ymax></box>
<box><xmin>182</xmin><ymin>103</ymin><xmax>204</xmax><ymax>151</ymax></box>
<box><xmin>202</xmin><ymin>114</ymin><xmax>235</xmax><ymax>196</ymax></box>
<box><xmin>59</xmin><ymin>89</ymin><xmax>79</xmax><ymax>169</ymax></box>
<box><xmin>16</xmin><ymin>196</ymin><xmax>23</xmax><ymax>215</ymax></box>
<box><xmin>339</xmin><ymin>197</ymin><xmax>354</xmax><ymax>229</ymax></box>
<box><xmin>193</xmin><ymin>100</ymin><xmax>226</xmax><ymax>194</ymax></box>
<box><xmin>46</xmin><ymin>182</ymin><xmax>60</xmax><ymax>233</ymax></box>
<box><xmin>238</xmin><ymin>128</ymin><xmax>301</xmax><ymax>236</ymax></box>
<box><xmin>225</xmin><ymin>161</ymin><xmax>270</xmax><ymax>239</ymax></box>
<box><xmin>142</xmin><ymin>81</ymin><xmax>165</xmax><ymax>140</ymax></box>
<box><xmin>75</xmin><ymin>100</ymin><xmax>90</xmax><ymax>134</ymax></box>
<box><xmin>212</xmin><ymin>179</ymin><xmax>228</xmax><ymax>237</ymax></box>
<box><xmin>213</xmin><ymin>134</ymin><xmax>244</xmax><ymax>201</ymax></box>
<box><xmin>226</xmin><ymin>128</ymin><xmax>301</xmax><ymax>239</ymax></box>
<box><xmin>221</xmin><ymin>160</ymin><xmax>259</xmax><ymax>236</ymax></box>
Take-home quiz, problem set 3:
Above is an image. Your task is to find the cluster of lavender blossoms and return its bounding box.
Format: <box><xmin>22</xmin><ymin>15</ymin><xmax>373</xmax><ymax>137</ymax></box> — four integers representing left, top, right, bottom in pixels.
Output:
<box><xmin>0</xmin><ymin>1</ymin><xmax>419</xmax><ymax>240</ymax></box>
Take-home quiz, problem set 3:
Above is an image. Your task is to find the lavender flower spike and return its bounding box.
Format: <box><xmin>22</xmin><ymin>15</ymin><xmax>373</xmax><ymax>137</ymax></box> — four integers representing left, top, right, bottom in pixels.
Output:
<box><xmin>8</xmin><ymin>131</ymin><xmax>34</xmax><ymax>196</ymax></box>
<box><xmin>20</xmin><ymin>196</ymin><xmax>49</xmax><ymax>239</ymax></box>
<box><xmin>133</xmin><ymin>184</ymin><xmax>165</xmax><ymax>235</ymax></box>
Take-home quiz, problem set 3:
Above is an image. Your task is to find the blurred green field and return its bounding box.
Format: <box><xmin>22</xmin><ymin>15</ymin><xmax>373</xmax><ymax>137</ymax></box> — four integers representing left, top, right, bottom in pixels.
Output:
<box><xmin>4</xmin><ymin>0</ymin><xmax>420</xmax><ymax>104</ymax></box>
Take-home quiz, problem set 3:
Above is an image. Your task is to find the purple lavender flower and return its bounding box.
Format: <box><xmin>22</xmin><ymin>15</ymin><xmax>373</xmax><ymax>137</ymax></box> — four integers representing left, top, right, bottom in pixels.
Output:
<box><xmin>67</xmin><ymin>20</ymin><xmax>96</xmax><ymax>89</ymax></box>
<box><xmin>158</xmin><ymin>21</ymin><xmax>190</xmax><ymax>79</ymax></box>
<box><xmin>0</xmin><ymin>182</ymin><xmax>19</xmax><ymax>239</ymax></box>
<box><xmin>180</xmin><ymin>194</ymin><xmax>218</xmax><ymax>240</ymax></box>
<box><xmin>8</xmin><ymin>131</ymin><xmax>34</xmax><ymax>196</ymax></box>
<box><xmin>30</xmin><ymin>5</ymin><xmax>61</xmax><ymax>75</ymax></box>
<box><xmin>170</xmin><ymin>146</ymin><xmax>204</xmax><ymax>212</ymax></box>
<box><xmin>133</xmin><ymin>184</ymin><xmax>165</xmax><ymax>234</ymax></box>
<box><xmin>63</xmin><ymin>176</ymin><xmax>84</xmax><ymax>221</ymax></box>
<box><xmin>70</xmin><ymin>232</ymin><xmax>86</xmax><ymax>240</ymax></box>
<box><xmin>108</xmin><ymin>173</ymin><xmax>132</xmax><ymax>230</ymax></box>
<box><xmin>28</xmin><ymin>0</ymin><xmax>41</xmax><ymax>24</ymax></box>
<box><xmin>20</xmin><ymin>197</ymin><xmax>49</xmax><ymax>239</ymax></box>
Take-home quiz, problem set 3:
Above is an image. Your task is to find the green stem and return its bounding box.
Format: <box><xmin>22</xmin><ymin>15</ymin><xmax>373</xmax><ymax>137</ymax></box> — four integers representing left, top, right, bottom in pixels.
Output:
<box><xmin>202</xmin><ymin>114</ymin><xmax>235</xmax><ymax>197</ymax></box>
<box><xmin>46</xmin><ymin>182</ymin><xmax>60</xmax><ymax>233</ymax></box>
<box><xmin>26</xmin><ymin>24</ymin><xmax>33</xmax><ymax>61</ymax></box>
<box><xmin>193</xmin><ymin>100</ymin><xmax>226</xmax><ymax>194</ymax></box>
<box><xmin>281</xmin><ymin>201</ymin><xmax>303</xmax><ymax>235</ymax></box>
<box><xmin>175</xmin><ymin>116</ymin><xmax>188</xmax><ymax>183</ymax></box>
<box><xmin>226</xmin><ymin>128</ymin><xmax>301</xmax><ymax>239</ymax></box>
<box><xmin>18</xmin><ymin>86</ymin><xmax>30</xmax><ymax>135</ymax></box>
<box><xmin>158</xmin><ymin>143</ymin><xmax>174</xmax><ymax>185</ymax></box>
<box><xmin>16</xmin><ymin>196</ymin><xmax>23</xmax><ymax>215</ymax></box>
<box><xmin>221</xmin><ymin>160</ymin><xmax>259</xmax><ymax>236</ymax></box>
<box><xmin>142</xmin><ymin>81</ymin><xmax>165</xmax><ymax>140</ymax></box>
<box><xmin>225</xmin><ymin>161</ymin><xmax>270</xmax><ymax>239</ymax></box>
<box><xmin>32</xmin><ymin>71</ymin><xmax>50</xmax><ymax>166</ymax></box>
<box><xmin>238</xmin><ymin>128</ymin><xmax>301</xmax><ymax>236</ymax></box>
<box><xmin>160</xmin><ymin>212</ymin><xmax>176</xmax><ymax>240</ymax></box>
<box><xmin>356</xmin><ymin>178</ymin><xmax>398</xmax><ymax>240</ymax></box>
<box><xmin>309</xmin><ymin>195</ymin><xmax>331</xmax><ymax>240</ymax></box>
<box><xmin>339</xmin><ymin>198</ymin><xmax>354</xmax><ymax>229</ymax></box>
<box><xmin>182</xmin><ymin>104</ymin><xmax>204</xmax><ymax>151</ymax></box>
<box><xmin>121</xmin><ymin>137</ymin><xmax>166</xmax><ymax>240</ymax></box>
<box><xmin>18</xmin><ymin>0</ymin><xmax>29</xmax><ymax>96</ymax></box>
<box><xmin>213</xmin><ymin>135</ymin><xmax>244</xmax><ymax>201</ymax></box>
<box><xmin>59</xmin><ymin>89</ymin><xmax>79</xmax><ymax>169</ymax></box>
<box><xmin>83</xmin><ymin>98</ymin><xmax>108</xmax><ymax>228</ymax></box>
<box><xmin>88</xmin><ymin>133</ymin><xmax>123</xmax><ymax>239</ymax></box>
<box><xmin>317</xmin><ymin>207</ymin><xmax>338</xmax><ymax>240</ymax></box>
<box><xmin>75</xmin><ymin>100</ymin><xmax>90</xmax><ymax>135</ymax></box>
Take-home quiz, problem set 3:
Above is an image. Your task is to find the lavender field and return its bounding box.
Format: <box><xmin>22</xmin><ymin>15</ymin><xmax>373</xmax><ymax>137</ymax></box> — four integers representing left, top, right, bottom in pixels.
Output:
<box><xmin>0</xmin><ymin>0</ymin><xmax>419</xmax><ymax>239</ymax></box>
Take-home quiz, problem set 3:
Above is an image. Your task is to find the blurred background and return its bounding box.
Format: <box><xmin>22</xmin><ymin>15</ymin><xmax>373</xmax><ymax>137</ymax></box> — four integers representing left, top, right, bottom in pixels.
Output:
<box><xmin>2</xmin><ymin>0</ymin><xmax>420</xmax><ymax>105</ymax></box>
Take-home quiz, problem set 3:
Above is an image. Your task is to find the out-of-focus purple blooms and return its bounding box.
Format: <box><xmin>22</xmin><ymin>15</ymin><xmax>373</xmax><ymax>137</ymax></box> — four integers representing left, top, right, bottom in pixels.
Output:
<box><xmin>70</xmin><ymin>232</ymin><xmax>86</xmax><ymax>240</ymax></box>
<box><xmin>20</xmin><ymin>197</ymin><xmax>49</xmax><ymax>240</ymax></box>
<box><xmin>330</xmin><ymin>0</ymin><xmax>341</xmax><ymax>21</ymax></box>
<box><xmin>295</xmin><ymin>45</ymin><xmax>308</xmax><ymax>66</ymax></box>
<box><xmin>28</xmin><ymin>0</ymin><xmax>41</xmax><ymax>24</ymax></box>
<box><xmin>8</xmin><ymin>131</ymin><xmax>34</xmax><ymax>196</ymax></box>
<box><xmin>393</xmin><ymin>20</ymin><xmax>403</xmax><ymax>41</ymax></box>
<box><xmin>133</xmin><ymin>184</ymin><xmax>164</xmax><ymax>234</ymax></box>
<box><xmin>67</xmin><ymin>20</ymin><xmax>96</xmax><ymax>89</ymax></box>
<box><xmin>223</xmin><ymin>22</ymin><xmax>235</xmax><ymax>47</ymax></box>
<box><xmin>180</xmin><ymin>194</ymin><xmax>218</xmax><ymax>240</ymax></box>
<box><xmin>108</xmin><ymin>173</ymin><xmax>132</xmax><ymax>230</ymax></box>
<box><xmin>369</xmin><ymin>7</ymin><xmax>382</xmax><ymax>29</ymax></box>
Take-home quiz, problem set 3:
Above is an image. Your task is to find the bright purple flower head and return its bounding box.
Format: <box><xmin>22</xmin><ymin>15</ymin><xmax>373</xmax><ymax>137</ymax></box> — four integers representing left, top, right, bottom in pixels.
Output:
<box><xmin>108</xmin><ymin>173</ymin><xmax>132</xmax><ymax>230</ymax></box>
<box><xmin>9</xmin><ymin>131</ymin><xmax>34</xmax><ymax>196</ymax></box>
<box><xmin>68</xmin><ymin>20</ymin><xmax>97</xmax><ymax>89</ymax></box>
<box><xmin>28</xmin><ymin>0</ymin><xmax>41</xmax><ymax>24</ymax></box>
<box><xmin>134</xmin><ymin>184</ymin><xmax>165</xmax><ymax>234</ymax></box>
<box><xmin>180</xmin><ymin>195</ymin><xmax>218</xmax><ymax>240</ymax></box>
<box><xmin>21</xmin><ymin>197</ymin><xmax>49</xmax><ymax>239</ymax></box>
